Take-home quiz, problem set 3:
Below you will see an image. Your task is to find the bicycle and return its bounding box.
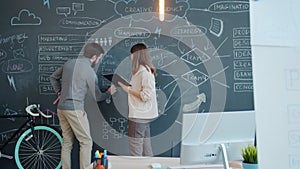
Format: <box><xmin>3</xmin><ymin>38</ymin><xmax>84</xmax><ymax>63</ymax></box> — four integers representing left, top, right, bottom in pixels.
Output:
<box><xmin>0</xmin><ymin>104</ymin><xmax>62</xmax><ymax>169</ymax></box>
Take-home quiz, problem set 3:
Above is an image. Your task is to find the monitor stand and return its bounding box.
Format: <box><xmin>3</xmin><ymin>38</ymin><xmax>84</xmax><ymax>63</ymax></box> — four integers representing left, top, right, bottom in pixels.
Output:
<box><xmin>219</xmin><ymin>143</ymin><xmax>231</xmax><ymax>169</ymax></box>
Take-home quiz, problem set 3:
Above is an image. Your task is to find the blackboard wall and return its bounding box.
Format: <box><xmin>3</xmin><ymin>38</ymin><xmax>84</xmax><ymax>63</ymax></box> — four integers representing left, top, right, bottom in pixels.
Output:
<box><xmin>0</xmin><ymin>0</ymin><xmax>253</xmax><ymax>168</ymax></box>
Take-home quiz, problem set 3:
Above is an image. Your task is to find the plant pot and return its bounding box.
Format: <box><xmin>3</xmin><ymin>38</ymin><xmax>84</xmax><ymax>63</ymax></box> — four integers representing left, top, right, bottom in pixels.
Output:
<box><xmin>242</xmin><ymin>162</ymin><xmax>258</xmax><ymax>169</ymax></box>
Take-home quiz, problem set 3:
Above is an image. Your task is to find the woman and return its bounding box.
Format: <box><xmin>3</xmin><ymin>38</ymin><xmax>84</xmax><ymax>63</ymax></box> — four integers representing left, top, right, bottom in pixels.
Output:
<box><xmin>118</xmin><ymin>43</ymin><xmax>158</xmax><ymax>156</ymax></box>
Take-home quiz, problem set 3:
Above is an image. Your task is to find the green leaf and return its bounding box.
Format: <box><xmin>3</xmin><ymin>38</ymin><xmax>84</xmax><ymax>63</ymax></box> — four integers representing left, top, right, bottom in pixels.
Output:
<box><xmin>241</xmin><ymin>145</ymin><xmax>258</xmax><ymax>164</ymax></box>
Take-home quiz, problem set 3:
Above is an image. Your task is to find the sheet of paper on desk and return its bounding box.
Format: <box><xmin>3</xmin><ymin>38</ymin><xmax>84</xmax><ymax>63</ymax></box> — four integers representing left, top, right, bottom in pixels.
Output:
<box><xmin>167</xmin><ymin>164</ymin><xmax>223</xmax><ymax>169</ymax></box>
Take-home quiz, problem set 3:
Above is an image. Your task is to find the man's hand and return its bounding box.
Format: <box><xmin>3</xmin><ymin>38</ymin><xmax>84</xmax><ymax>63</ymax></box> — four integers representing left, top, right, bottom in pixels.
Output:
<box><xmin>107</xmin><ymin>85</ymin><xmax>117</xmax><ymax>95</ymax></box>
<box><xmin>53</xmin><ymin>92</ymin><xmax>61</xmax><ymax>105</ymax></box>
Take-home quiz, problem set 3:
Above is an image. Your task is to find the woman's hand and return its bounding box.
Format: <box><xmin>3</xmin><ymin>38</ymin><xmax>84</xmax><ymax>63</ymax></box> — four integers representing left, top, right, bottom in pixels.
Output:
<box><xmin>118</xmin><ymin>82</ymin><xmax>129</xmax><ymax>93</ymax></box>
<box><xmin>118</xmin><ymin>82</ymin><xmax>142</xmax><ymax>100</ymax></box>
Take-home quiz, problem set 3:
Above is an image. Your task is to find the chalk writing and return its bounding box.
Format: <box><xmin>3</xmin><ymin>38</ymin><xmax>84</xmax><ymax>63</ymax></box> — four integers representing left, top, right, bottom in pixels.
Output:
<box><xmin>234</xmin><ymin>70</ymin><xmax>252</xmax><ymax>80</ymax></box>
<box><xmin>181</xmin><ymin>48</ymin><xmax>210</xmax><ymax>66</ymax></box>
<box><xmin>233</xmin><ymin>27</ymin><xmax>250</xmax><ymax>38</ymax></box>
<box><xmin>182</xmin><ymin>69</ymin><xmax>209</xmax><ymax>87</ymax></box>
<box><xmin>39</xmin><ymin>45</ymin><xmax>82</xmax><ymax>53</ymax></box>
<box><xmin>38</xmin><ymin>64</ymin><xmax>61</xmax><ymax>73</ymax></box>
<box><xmin>114</xmin><ymin>27</ymin><xmax>151</xmax><ymax>38</ymax></box>
<box><xmin>208</xmin><ymin>1</ymin><xmax>249</xmax><ymax>13</ymax></box>
<box><xmin>171</xmin><ymin>25</ymin><xmax>206</xmax><ymax>37</ymax></box>
<box><xmin>233</xmin><ymin>60</ymin><xmax>252</xmax><ymax>69</ymax></box>
<box><xmin>38</xmin><ymin>34</ymin><xmax>86</xmax><ymax>44</ymax></box>
<box><xmin>234</xmin><ymin>82</ymin><xmax>253</xmax><ymax>92</ymax></box>
<box><xmin>39</xmin><ymin>54</ymin><xmax>77</xmax><ymax>63</ymax></box>
<box><xmin>39</xmin><ymin>85</ymin><xmax>54</xmax><ymax>94</ymax></box>
<box><xmin>2</xmin><ymin>58</ymin><xmax>33</xmax><ymax>73</ymax></box>
<box><xmin>122</xmin><ymin>39</ymin><xmax>146</xmax><ymax>47</ymax></box>
<box><xmin>233</xmin><ymin>49</ymin><xmax>251</xmax><ymax>59</ymax></box>
<box><xmin>233</xmin><ymin>39</ymin><xmax>251</xmax><ymax>48</ymax></box>
<box><xmin>58</xmin><ymin>17</ymin><xmax>102</xmax><ymax>29</ymax></box>
<box><xmin>114</xmin><ymin>0</ymin><xmax>189</xmax><ymax>21</ymax></box>
<box><xmin>0</xmin><ymin>33</ymin><xmax>28</xmax><ymax>45</ymax></box>
<box><xmin>39</xmin><ymin>74</ymin><xmax>50</xmax><ymax>83</ymax></box>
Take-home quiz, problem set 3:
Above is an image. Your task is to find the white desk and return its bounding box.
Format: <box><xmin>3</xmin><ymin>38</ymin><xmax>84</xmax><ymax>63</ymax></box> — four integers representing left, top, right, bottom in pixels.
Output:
<box><xmin>107</xmin><ymin>156</ymin><xmax>242</xmax><ymax>169</ymax></box>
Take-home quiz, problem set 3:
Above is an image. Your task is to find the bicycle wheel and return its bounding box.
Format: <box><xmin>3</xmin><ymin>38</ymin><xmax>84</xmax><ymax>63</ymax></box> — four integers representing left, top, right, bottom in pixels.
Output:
<box><xmin>14</xmin><ymin>125</ymin><xmax>62</xmax><ymax>169</ymax></box>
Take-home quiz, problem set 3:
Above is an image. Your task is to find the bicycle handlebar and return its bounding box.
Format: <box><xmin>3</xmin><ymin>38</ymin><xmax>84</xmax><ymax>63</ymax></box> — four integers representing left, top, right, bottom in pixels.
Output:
<box><xmin>25</xmin><ymin>104</ymin><xmax>52</xmax><ymax>118</ymax></box>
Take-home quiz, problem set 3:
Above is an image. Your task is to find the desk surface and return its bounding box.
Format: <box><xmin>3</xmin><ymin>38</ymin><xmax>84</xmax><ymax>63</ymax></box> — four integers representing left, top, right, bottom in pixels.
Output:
<box><xmin>108</xmin><ymin>156</ymin><xmax>242</xmax><ymax>169</ymax></box>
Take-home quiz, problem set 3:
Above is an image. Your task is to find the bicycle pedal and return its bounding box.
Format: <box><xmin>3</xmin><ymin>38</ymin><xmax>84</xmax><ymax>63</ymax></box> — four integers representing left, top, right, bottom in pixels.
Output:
<box><xmin>0</xmin><ymin>152</ymin><xmax>13</xmax><ymax>159</ymax></box>
<box><xmin>25</xmin><ymin>134</ymin><xmax>33</xmax><ymax>141</ymax></box>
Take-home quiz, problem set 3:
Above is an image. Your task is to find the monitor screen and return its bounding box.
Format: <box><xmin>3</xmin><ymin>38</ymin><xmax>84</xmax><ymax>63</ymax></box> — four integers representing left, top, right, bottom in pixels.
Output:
<box><xmin>180</xmin><ymin>111</ymin><xmax>256</xmax><ymax>165</ymax></box>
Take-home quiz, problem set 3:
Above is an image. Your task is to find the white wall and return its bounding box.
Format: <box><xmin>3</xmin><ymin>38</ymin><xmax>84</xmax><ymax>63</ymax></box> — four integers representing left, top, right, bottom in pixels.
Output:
<box><xmin>250</xmin><ymin>0</ymin><xmax>300</xmax><ymax>47</ymax></box>
<box><xmin>250</xmin><ymin>0</ymin><xmax>300</xmax><ymax>169</ymax></box>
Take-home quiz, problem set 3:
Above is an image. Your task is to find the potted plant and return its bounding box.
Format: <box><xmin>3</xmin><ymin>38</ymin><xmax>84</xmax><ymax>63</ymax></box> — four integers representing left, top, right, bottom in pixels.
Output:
<box><xmin>241</xmin><ymin>145</ymin><xmax>258</xmax><ymax>169</ymax></box>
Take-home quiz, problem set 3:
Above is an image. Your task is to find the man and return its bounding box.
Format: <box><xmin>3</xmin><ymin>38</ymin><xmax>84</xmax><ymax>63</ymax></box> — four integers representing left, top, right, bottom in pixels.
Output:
<box><xmin>50</xmin><ymin>43</ymin><xmax>115</xmax><ymax>169</ymax></box>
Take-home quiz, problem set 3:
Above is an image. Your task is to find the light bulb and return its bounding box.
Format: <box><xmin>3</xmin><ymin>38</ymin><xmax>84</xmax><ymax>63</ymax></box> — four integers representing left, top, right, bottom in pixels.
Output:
<box><xmin>159</xmin><ymin>0</ymin><xmax>165</xmax><ymax>21</ymax></box>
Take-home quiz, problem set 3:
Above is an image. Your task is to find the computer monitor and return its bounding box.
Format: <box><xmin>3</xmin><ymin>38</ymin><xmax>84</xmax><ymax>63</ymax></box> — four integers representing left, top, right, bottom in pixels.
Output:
<box><xmin>180</xmin><ymin>111</ymin><xmax>256</xmax><ymax>168</ymax></box>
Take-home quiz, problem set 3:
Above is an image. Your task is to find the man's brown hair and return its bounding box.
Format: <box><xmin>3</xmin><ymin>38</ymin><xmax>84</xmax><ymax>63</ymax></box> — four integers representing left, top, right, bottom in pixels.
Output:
<box><xmin>84</xmin><ymin>43</ymin><xmax>104</xmax><ymax>58</ymax></box>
